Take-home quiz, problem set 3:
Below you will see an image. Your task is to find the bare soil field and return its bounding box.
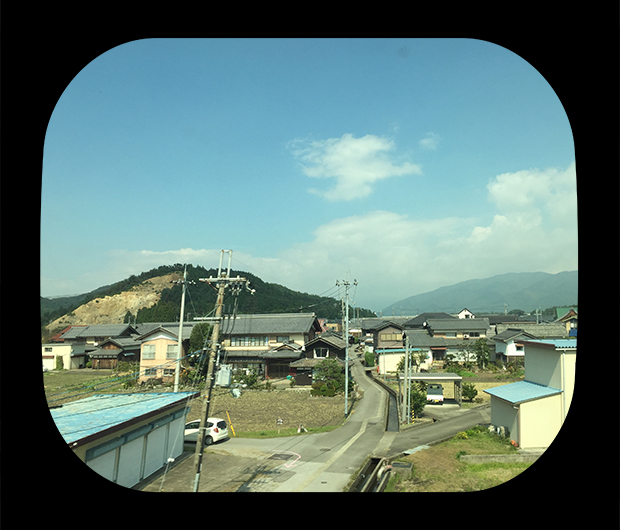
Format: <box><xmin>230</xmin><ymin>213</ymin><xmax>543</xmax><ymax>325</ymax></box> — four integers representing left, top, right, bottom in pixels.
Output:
<box><xmin>43</xmin><ymin>370</ymin><xmax>349</xmax><ymax>435</ymax></box>
<box><xmin>186</xmin><ymin>388</ymin><xmax>348</xmax><ymax>434</ymax></box>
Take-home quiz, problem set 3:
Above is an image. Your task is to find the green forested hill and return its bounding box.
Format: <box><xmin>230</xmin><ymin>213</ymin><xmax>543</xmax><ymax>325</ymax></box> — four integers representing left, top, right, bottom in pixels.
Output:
<box><xmin>41</xmin><ymin>264</ymin><xmax>375</xmax><ymax>325</ymax></box>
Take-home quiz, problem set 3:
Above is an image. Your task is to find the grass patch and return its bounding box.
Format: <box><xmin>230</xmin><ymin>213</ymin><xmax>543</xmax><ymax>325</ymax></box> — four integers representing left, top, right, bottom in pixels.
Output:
<box><xmin>390</xmin><ymin>426</ymin><xmax>531</xmax><ymax>492</ymax></box>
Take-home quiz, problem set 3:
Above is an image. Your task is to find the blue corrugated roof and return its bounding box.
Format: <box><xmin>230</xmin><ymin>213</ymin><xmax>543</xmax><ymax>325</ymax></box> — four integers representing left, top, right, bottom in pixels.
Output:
<box><xmin>50</xmin><ymin>392</ymin><xmax>199</xmax><ymax>445</ymax></box>
<box><xmin>529</xmin><ymin>339</ymin><xmax>577</xmax><ymax>349</ymax></box>
<box><xmin>484</xmin><ymin>381</ymin><xmax>562</xmax><ymax>404</ymax></box>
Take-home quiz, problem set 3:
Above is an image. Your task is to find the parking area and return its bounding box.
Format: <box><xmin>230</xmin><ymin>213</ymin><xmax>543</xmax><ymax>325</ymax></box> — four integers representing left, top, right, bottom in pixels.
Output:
<box><xmin>136</xmin><ymin>441</ymin><xmax>281</xmax><ymax>492</ymax></box>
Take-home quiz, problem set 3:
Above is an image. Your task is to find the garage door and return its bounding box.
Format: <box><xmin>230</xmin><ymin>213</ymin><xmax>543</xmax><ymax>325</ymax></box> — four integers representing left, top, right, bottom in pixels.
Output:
<box><xmin>268</xmin><ymin>363</ymin><xmax>290</xmax><ymax>378</ymax></box>
<box><xmin>143</xmin><ymin>425</ymin><xmax>167</xmax><ymax>479</ymax></box>
<box><xmin>86</xmin><ymin>450</ymin><xmax>117</xmax><ymax>483</ymax></box>
<box><xmin>116</xmin><ymin>435</ymin><xmax>145</xmax><ymax>488</ymax></box>
<box><xmin>166</xmin><ymin>417</ymin><xmax>185</xmax><ymax>462</ymax></box>
<box><xmin>42</xmin><ymin>356</ymin><xmax>55</xmax><ymax>371</ymax></box>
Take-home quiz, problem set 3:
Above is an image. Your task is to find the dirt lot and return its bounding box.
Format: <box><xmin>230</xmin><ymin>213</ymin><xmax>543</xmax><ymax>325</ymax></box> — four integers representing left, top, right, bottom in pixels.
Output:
<box><xmin>186</xmin><ymin>388</ymin><xmax>348</xmax><ymax>434</ymax></box>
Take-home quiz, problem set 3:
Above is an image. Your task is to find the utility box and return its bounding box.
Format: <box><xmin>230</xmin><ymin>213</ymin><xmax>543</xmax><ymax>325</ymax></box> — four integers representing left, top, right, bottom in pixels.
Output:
<box><xmin>216</xmin><ymin>364</ymin><xmax>232</xmax><ymax>387</ymax></box>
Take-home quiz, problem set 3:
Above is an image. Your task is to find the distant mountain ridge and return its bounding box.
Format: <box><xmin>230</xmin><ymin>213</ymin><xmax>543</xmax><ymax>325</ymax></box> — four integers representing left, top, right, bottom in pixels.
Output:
<box><xmin>382</xmin><ymin>271</ymin><xmax>577</xmax><ymax>315</ymax></box>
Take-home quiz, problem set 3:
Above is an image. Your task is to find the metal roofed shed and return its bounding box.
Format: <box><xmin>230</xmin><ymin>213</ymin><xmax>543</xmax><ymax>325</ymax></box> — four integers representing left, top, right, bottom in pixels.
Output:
<box><xmin>50</xmin><ymin>391</ymin><xmax>200</xmax><ymax>488</ymax></box>
<box><xmin>483</xmin><ymin>380</ymin><xmax>562</xmax><ymax>405</ymax></box>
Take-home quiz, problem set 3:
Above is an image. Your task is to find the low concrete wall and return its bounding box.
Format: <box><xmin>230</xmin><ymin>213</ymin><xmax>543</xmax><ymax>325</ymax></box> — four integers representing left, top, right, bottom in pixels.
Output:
<box><xmin>459</xmin><ymin>453</ymin><xmax>540</xmax><ymax>464</ymax></box>
<box><xmin>368</xmin><ymin>371</ymin><xmax>400</xmax><ymax>430</ymax></box>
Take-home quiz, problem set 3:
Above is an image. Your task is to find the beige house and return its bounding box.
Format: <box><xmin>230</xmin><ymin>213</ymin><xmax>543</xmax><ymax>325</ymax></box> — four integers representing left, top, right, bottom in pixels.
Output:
<box><xmin>138</xmin><ymin>326</ymin><xmax>191</xmax><ymax>383</ymax></box>
<box><xmin>484</xmin><ymin>339</ymin><xmax>576</xmax><ymax>450</ymax></box>
<box><xmin>42</xmin><ymin>342</ymin><xmax>87</xmax><ymax>370</ymax></box>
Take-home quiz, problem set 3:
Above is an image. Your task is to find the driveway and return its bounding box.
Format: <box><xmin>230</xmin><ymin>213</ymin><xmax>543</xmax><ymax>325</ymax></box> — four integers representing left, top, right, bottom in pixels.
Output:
<box><xmin>137</xmin><ymin>354</ymin><xmax>490</xmax><ymax>492</ymax></box>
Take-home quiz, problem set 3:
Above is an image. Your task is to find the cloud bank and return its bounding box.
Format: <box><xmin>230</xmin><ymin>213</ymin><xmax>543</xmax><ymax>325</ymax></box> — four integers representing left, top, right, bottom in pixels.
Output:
<box><xmin>289</xmin><ymin>133</ymin><xmax>422</xmax><ymax>201</ymax></box>
<box><xmin>45</xmin><ymin>162</ymin><xmax>577</xmax><ymax>311</ymax></box>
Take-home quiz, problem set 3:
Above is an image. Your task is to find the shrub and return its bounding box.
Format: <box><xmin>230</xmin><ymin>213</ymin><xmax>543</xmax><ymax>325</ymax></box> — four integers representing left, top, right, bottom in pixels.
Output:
<box><xmin>462</xmin><ymin>382</ymin><xmax>478</xmax><ymax>401</ymax></box>
<box><xmin>409</xmin><ymin>389</ymin><xmax>427</xmax><ymax>418</ymax></box>
<box><xmin>311</xmin><ymin>381</ymin><xmax>336</xmax><ymax>397</ymax></box>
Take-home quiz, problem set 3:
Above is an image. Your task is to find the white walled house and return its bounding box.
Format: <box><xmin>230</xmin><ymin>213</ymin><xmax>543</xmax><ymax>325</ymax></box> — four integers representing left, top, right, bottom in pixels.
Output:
<box><xmin>456</xmin><ymin>308</ymin><xmax>475</xmax><ymax>319</ymax></box>
<box><xmin>42</xmin><ymin>342</ymin><xmax>87</xmax><ymax>370</ymax></box>
<box><xmin>50</xmin><ymin>391</ymin><xmax>199</xmax><ymax>488</ymax></box>
<box><xmin>484</xmin><ymin>339</ymin><xmax>576</xmax><ymax>450</ymax></box>
<box><xmin>491</xmin><ymin>329</ymin><xmax>537</xmax><ymax>365</ymax></box>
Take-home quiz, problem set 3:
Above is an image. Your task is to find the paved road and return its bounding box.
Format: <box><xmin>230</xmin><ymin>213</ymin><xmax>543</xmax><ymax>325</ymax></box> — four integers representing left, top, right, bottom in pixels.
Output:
<box><xmin>139</xmin><ymin>354</ymin><xmax>490</xmax><ymax>492</ymax></box>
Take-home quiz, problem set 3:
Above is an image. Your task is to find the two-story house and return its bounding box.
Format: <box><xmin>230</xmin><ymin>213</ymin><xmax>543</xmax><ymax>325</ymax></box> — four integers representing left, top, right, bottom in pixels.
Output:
<box><xmin>219</xmin><ymin>313</ymin><xmax>323</xmax><ymax>378</ymax></box>
<box><xmin>289</xmin><ymin>330</ymin><xmax>349</xmax><ymax>385</ymax></box>
<box><xmin>373</xmin><ymin>317</ymin><xmax>492</xmax><ymax>374</ymax></box>
<box><xmin>138</xmin><ymin>325</ymin><xmax>192</xmax><ymax>383</ymax></box>
<box><xmin>484</xmin><ymin>339</ymin><xmax>576</xmax><ymax>449</ymax></box>
<box><xmin>42</xmin><ymin>342</ymin><xmax>87</xmax><ymax>370</ymax></box>
<box><xmin>491</xmin><ymin>329</ymin><xmax>538</xmax><ymax>365</ymax></box>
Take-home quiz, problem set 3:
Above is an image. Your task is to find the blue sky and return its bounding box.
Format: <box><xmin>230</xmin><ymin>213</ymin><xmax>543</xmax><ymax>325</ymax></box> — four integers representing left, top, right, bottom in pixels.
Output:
<box><xmin>41</xmin><ymin>38</ymin><xmax>576</xmax><ymax>311</ymax></box>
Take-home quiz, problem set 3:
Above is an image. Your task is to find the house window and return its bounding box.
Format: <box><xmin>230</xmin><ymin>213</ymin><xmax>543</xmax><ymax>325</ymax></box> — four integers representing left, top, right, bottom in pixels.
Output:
<box><xmin>163</xmin><ymin>368</ymin><xmax>175</xmax><ymax>376</ymax></box>
<box><xmin>231</xmin><ymin>336</ymin><xmax>268</xmax><ymax>347</ymax></box>
<box><xmin>445</xmin><ymin>332</ymin><xmax>457</xmax><ymax>338</ymax></box>
<box><xmin>166</xmin><ymin>344</ymin><xmax>178</xmax><ymax>359</ymax></box>
<box><xmin>142</xmin><ymin>344</ymin><xmax>156</xmax><ymax>359</ymax></box>
<box><xmin>469</xmin><ymin>332</ymin><xmax>480</xmax><ymax>337</ymax></box>
<box><xmin>380</xmin><ymin>333</ymin><xmax>402</xmax><ymax>342</ymax></box>
<box><xmin>45</xmin><ymin>347</ymin><xmax>53</xmax><ymax>352</ymax></box>
<box><xmin>277</xmin><ymin>335</ymin><xmax>290</xmax><ymax>343</ymax></box>
<box><xmin>145</xmin><ymin>368</ymin><xmax>158</xmax><ymax>376</ymax></box>
<box><xmin>314</xmin><ymin>347</ymin><xmax>328</xmax><ymax>358</ymax></box>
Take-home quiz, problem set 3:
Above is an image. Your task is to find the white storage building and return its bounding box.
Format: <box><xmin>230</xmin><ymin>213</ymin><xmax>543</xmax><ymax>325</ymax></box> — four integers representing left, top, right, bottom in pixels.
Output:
<box><xmin>50</xmin><ymin>391</ymin><xmax>199</xmax><ymax>488</ymax></box>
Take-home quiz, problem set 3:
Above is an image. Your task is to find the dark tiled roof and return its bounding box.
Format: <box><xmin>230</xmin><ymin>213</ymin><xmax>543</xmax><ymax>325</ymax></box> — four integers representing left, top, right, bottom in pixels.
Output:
<box><xmin>425</xmin><ymin>318</ymin><xmax>490</xmax><ymax>332</ymax></box>
<box><xmin>404</xmin><ymin>313</ymin><xmax>456</xmax><ymax>327</ymax></box>
<box><xmin>218</xmin><ymin>313</ymin><xmax>320</xmax><ymax>335</ymax></box>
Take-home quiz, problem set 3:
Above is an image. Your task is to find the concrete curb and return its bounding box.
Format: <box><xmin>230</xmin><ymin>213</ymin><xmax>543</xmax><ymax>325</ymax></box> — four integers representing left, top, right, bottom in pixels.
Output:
<box><xmin>459</xmin><ymin>453</ymin><xmax>541</xmax><ymax>464</ymax></box>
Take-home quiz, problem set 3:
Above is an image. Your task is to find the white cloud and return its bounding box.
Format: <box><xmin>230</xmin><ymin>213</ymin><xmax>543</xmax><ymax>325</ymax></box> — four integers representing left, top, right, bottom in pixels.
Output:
<box><xmin>289</xmin><ymin>133</ymin><xmax>422</xmax><ymax>201</ymax></box>
<box><xmin>486</xmin><ymin>162</ymin><xmax>576</xmax><ymax>218</ymax></box>
<box><xmin>419</xmin><ymin>132</ymin><xmax>440</xmax><ymax>151</ymax></box>
<box><xmin>43</xmin><ymin>162</ymin><xmax>577</xmax><ymax>311</ymax></box>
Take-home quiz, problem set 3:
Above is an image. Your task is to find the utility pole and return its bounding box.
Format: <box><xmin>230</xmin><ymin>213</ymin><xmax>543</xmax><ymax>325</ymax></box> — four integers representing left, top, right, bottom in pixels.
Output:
<box><xmin>403</xmin><ymin>333</ymin><xmax>410</xmax><ymax>424</ymax></box>
<box><xmin>336</xmin><ymin>276</ymin><xmax>357</xmax><ymax>418</ymax></box>
<box><xmin>192</xmin><ymin>250</ymin><xmax>255</xmax><ymax>492</ymax></box>
<box><xmin>172</xmin><ymin>265</ymin><xmax>195</xmax><ymax>393</ymax></box>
